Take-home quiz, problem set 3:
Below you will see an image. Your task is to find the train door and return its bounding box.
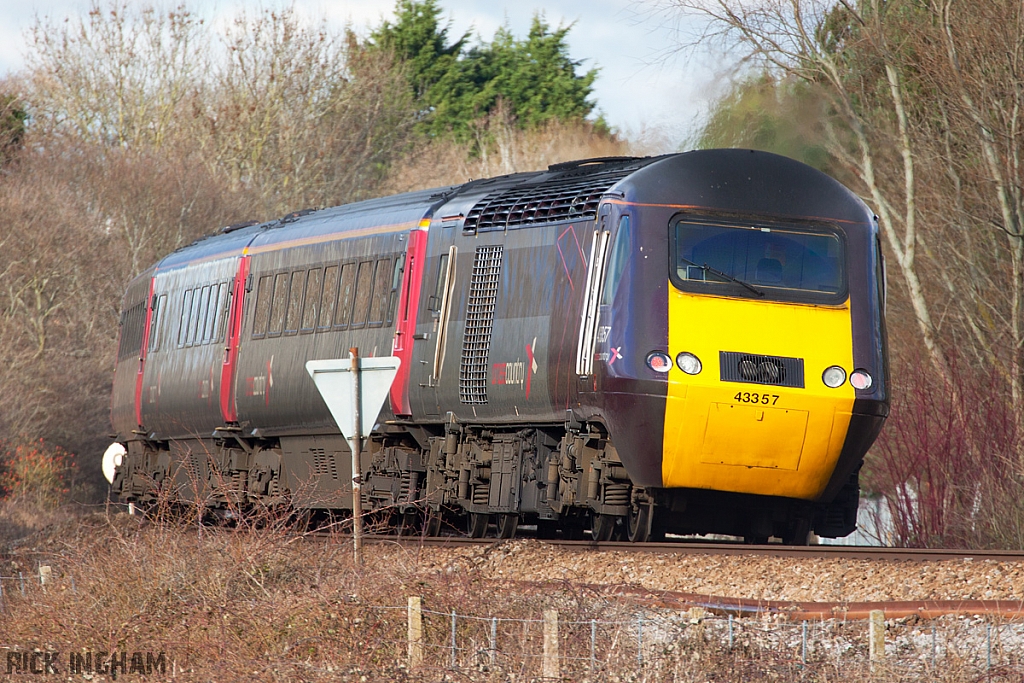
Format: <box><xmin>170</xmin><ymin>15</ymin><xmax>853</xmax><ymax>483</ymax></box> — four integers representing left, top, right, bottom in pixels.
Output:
<box><xmin>220</xmin><ymin>251</ymin><xmax>251</xmax><ymax>423</ymax></box>
<box><xmin>389</xmin><ymin>223</ymin><xmax>429</xmax><ymax>416</ymax></box>
<box><xmin>409</xmin><ymin>222</ymin><xmax>458</xmax><ymax>417</ymax></box>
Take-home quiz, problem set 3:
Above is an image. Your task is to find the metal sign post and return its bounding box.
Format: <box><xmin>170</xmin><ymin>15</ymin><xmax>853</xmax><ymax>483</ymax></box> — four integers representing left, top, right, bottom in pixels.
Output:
<box><xmin>349</xmin><ymin>348</ymin><xmax>363</xmax><ymax>558</ymax></box>
<box><xmin>306</xmin><ymin>351</ymin><xmax>401</xmax><ymax>565</ymax></box>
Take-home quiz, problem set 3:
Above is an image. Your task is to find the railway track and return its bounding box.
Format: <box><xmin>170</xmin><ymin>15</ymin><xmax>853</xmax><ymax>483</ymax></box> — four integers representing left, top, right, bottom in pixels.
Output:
<box><xmin>334</xmin><ymin>534</ymin><xmax>1024</xmax><ymax>620</ymax></box>
<box><xmin>343</xmin><ymin>533</ymin><xmax>1024</xmax><ymax>563</ymax></box>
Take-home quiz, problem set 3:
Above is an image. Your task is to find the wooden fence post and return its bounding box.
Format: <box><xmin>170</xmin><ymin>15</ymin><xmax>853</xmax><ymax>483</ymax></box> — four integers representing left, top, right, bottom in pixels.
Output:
<box><xmin>869</xmin><ymin>609</ymin><xmax>885</xmax><ymax>671</ymax></box>
<box><xmin>408</xmin><ymin>596</ymin><xmax>423</xmax><ymax>670</ymax></box>
<box><xmin>543</xmin><ymin>609</ymin><xmax>559</xmax><ymax>679</ymax></box>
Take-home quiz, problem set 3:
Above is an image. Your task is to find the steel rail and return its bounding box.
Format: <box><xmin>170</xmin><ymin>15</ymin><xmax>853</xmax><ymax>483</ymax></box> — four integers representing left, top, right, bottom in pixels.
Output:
<box><xmin>506</xmin><ymin>581</ymin><xmax>1024</xmax><ymax>621</ymax></box>
<box><xmin>340</xmin><ymin>534</ymin><xmax>1024</xmax><ymax>563</ymax></box>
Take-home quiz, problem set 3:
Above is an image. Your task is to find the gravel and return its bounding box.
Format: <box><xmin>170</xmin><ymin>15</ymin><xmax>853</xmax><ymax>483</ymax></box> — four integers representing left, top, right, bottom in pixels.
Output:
<box><xmin>409</xmin><ymin>539</ymin><xmax>1024</xmax><ymax>603</ymax></box>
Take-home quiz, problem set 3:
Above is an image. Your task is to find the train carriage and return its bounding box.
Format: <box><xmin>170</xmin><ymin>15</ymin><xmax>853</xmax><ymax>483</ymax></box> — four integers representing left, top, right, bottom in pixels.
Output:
<box><xmin>107</xmin><ymin>150</ymin><xmax>888</xmax><ymax>543</ymax></box>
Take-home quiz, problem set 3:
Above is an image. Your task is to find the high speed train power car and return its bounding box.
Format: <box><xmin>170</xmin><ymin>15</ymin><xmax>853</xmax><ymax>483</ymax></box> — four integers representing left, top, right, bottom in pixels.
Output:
<box><xmin>106</xmin><ymin>150</ymin><xmax>889</xmax><ymax>543</ymax></box>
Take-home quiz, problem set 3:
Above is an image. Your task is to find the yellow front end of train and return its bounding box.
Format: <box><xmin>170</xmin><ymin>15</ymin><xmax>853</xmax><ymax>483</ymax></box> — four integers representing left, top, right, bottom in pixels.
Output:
<box><xmin>661</xmin><ymin>216</ymin><xmax>857</xmax><ymax>501</ymax></box>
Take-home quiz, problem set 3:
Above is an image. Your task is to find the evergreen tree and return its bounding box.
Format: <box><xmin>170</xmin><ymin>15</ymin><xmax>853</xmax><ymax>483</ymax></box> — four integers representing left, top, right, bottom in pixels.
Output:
<box><xmin>370</xmin><ymin>2</ymin><xmax>599</xmax><ymax>140</ymax></box>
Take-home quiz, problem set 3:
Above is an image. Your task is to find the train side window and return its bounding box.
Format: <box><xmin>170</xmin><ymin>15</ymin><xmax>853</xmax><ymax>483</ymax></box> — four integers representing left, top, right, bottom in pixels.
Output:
<box><xmin>601</xmin><ymin>215</ymin><xmax>631</xmax><ymax>305</ymax></box>
<box><xmin>387</xmin><ymin>252</ymin><xmax>406</xmax><ymax>326</ymax></box>
<box><xmin>284</xmin><ymin>269</ymin><xmax>305</xmax><ymax>335</ymax></box>
<box><xmin>189</xmin><ymin>285</ymin><xmax>210</xmax><ymax>346</ymax></box>
<box><xmin>252</xmin><ymin>275</ymin><xmax>273</xmax><ymax>338</ymax></box>
<box><xmin>148</xmin><ymin>293</ymin><xmax>167</xmax><ymax>353</ymax></box>
<box><xmin>215</xmin><ymin>282</ymin><xmax>232</xmax><ymax>343</ymax></box>
<box><xmin>203</xmin><ymin>284</ymin><xmax>220</xmax><ymax>344</ymax></box>
<box><xmin>351</xmin><ymin>261</ymin><xmax>374</xmax><ymax>328</ymax></box>
<box><xmin>368</xmin><ymin>258</ymin><xmax>391</xmax><ymax>327</ymax></box>
<box><xmin>268</xmin><ymin>272</ymin><xmax>289</xmax><ymax>336</ymax></box>
<box><xmin>117</xmin><ymin>301</ymin><xmax>146</xmax><ymax>361</ymax></box>
<box><xmin>334</xmin><ymin>262</ymin><xmax>356</xmax><ymax>329</ymax></box>
<box><xmin>301</xmin><ymin>268</ymin><xmax>323</xmax><ymax>333</ymax></box>
<box><xmin>429</xmin><ymin>252</ymin><xmax>450</xmax><ymax>316</ymax></box>
<box><xmin>318</xmin><ymin>265</ymin><xmax>340</xmax><ymax>330</ymax></box>
<box><xmin>178</xmin><ymin>289</ymin><xmax>194</xmax><ymax>347</ymax></box>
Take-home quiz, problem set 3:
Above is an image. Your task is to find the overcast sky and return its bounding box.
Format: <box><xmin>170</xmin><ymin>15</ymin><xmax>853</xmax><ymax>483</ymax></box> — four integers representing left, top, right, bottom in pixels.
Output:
<box><xmin>0</xmin><ymin>0</ymin><xmax>726</xmax><ymax>150</ymax></box>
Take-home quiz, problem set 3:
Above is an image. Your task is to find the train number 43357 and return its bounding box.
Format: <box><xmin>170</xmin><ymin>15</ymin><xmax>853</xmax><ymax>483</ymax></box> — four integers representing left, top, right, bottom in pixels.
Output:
<box><xmin>734</xmin><ymin>391</ymin><xmax>779</xmax><ymax>405</ymax></box>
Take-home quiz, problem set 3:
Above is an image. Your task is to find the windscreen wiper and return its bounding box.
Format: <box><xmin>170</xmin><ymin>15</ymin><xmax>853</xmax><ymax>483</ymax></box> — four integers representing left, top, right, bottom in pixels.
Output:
<box><xmin>681</xmin><ymin>258</ymin><xmax>765</xmax><ymax>297</ymax></box>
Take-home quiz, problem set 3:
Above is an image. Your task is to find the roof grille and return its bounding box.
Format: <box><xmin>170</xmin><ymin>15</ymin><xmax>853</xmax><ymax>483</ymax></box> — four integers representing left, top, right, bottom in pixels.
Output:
<box><xmin>720</xmin><ymin>351</ymin><xmax>805</xmax><ymax>388</ymax></box>
<box><xmin>463</xmin><ymin>169</ymin><xmax>633</xmax><ymax>232</ymax></box>
<box><xmin>460</xmin><ymin>245</ymin><xmax>503</xmax><ymax>404</ymax></box>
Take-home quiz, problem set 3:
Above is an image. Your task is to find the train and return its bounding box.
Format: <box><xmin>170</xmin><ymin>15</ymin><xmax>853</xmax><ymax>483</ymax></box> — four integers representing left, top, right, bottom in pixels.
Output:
<box><xmin>105</xmin><ymin>149</ymin><xmax>889</xmax><ymax>543</ymax></box>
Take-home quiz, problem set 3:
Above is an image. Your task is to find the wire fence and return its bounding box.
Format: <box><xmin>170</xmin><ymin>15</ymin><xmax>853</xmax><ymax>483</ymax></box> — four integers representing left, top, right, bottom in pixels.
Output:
<box><xmin>2</xmin><ymin>565</ymin><xmax>1024</xmax><ymax>679</ymax></box>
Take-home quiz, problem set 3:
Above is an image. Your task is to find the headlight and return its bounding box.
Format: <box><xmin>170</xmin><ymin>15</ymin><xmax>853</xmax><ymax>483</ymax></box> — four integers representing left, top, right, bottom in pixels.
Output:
<box><xmin>850</xmin><ymin>369</ymin><xmax>873</xmax><ymax>390</ymax></box>
<box><xmin>676</xmin><ymin>352</ymin><xmax>702</xmax><ymax>375</ymax></box>
<box><xmin>822</xmin><ymin>366</ymin><xmax>846</xmax><ymax>388</ymax></box>
<box><xmin>646</xmin><ymin>351</ymin><xmax>672</xmax><ymax>373</ymax></box>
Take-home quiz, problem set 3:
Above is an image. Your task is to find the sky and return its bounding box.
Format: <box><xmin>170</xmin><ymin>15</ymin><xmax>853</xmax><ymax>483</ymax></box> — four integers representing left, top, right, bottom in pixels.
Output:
<box><xmin>0</xmin><ymin>0</ymin><xmax>726</xmax><ymax>150</ymax></box>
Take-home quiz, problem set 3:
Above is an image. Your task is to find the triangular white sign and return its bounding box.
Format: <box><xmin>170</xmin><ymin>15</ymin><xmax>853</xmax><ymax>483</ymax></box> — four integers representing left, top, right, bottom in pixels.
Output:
<box><xmin>305</xmin><ymin>357</ymin><xmax>401</xmax><ymax>439</ymax></box>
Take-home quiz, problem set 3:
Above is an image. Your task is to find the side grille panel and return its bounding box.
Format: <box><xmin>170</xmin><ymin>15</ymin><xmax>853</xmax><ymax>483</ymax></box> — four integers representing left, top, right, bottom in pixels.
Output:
<box><xmin>460</xmin><ymin>245</ymin><xmax>503</xmax><ymax>404</ymax></box>
<box><xmin>720</xmin><ymin>351</ymin><xmax>805</xmax><ymax>388</ymax></box>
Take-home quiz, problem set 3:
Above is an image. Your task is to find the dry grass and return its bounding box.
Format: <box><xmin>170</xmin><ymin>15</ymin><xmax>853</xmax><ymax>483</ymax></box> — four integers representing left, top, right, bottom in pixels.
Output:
<box><xmin>0</xmin><ymin>509</ymin><xmax>1020</xmax><ymax>681</ymax></box>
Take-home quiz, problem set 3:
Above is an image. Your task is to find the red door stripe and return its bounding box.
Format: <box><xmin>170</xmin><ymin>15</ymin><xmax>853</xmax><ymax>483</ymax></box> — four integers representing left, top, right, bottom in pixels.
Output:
<box><xmin>390</xmin><ymin>227</ymin><xmax>428</xmax><ymax>416</ymax></box>
<box><xmin>220</xmin><ymin>254</ymin><xmax>251</xmax><ymax>423</ymax></box>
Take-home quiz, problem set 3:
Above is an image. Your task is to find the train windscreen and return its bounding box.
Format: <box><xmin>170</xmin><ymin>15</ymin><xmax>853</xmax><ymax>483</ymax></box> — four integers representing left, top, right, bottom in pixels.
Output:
<box><xmin>671</xmin><ymin>220</ymin><xmax>846</xmax><ymax>303</ymax></box>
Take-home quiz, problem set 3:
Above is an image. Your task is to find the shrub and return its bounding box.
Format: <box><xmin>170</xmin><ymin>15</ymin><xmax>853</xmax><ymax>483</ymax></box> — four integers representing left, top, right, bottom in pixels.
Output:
<box><xmin>0</xmin><ymin>438</ymin><xmax>74</xmax><ymax>507</ymax></box>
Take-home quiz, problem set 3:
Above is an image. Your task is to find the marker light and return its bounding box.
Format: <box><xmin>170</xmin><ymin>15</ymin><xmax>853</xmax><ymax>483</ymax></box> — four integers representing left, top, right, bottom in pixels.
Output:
<box><xmin>646</xmin><ymin>351</ymin><xmax>672</xmax><ymax>373</ymax></box>
<box><xmin>850</xmin><ymin>369</ymin><xmax>873</xmax><ymax>390</ymax></box>
<box><xmin>676</xmin><ymin>352</ymin><xmax>702</xmax><ymax>375</ymax></box>
<box><xmin>822</xmin><ymin>366</ymin><xmax>847</xmax><ymax>388</ymax></box>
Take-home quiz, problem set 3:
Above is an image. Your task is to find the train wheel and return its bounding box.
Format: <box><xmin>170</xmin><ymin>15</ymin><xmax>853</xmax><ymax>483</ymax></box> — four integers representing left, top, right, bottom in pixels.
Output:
<box><xmin>496</xmin><ymin>513</ymin><xmax>518</xmax><ymax>539</ymax></box>
<box><xmin>590</xmin><ymin>513</ymin><xmax>617</xmax><ymax>542</ymax></box>
<box><xmin>396</xmin><ymin>510</ymin><xmax>420</xmax><ymax>536</ymax></box>
<box><xmin>467</xmin><ymin>512</ymin><xmax>489</xmax><ymax>538</ymax></box>
<box><xmin>626</xmin><ymin>502</ymin><xmax>654</xmax><ymax>543</ymax></box>
<box><xmin>423</xmin><ymin>510</ymin><xmax>443</xmax><ymax>537</ymax></box>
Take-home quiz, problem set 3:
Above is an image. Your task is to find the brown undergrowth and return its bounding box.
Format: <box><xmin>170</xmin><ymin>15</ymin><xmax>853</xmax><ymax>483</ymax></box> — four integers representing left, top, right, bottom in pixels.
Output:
<box><xmin>1</xmin><ymin>510</ymin><xmax>1020</xmax><ymax>681</ymax></box>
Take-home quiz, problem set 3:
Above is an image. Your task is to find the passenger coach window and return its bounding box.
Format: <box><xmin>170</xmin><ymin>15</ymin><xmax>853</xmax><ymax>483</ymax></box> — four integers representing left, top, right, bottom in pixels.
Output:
<box><xmin>216</xmin><ymin>283</ymin><xmax>231</xmax><ymax>342</ymax></box>
<box><xmin>268</xmin><ymin>272</ymin><xmax>289</xmax><ymax>336</ymax></box>
<box><xmin>178</xmin><ymin>289</ymin><xmax>193</xmax><ymax>347</ymax></box>
<box><xmin>148</xmin><ymin>294</ymin><xmax>167</xmax><ymax>352</ymax></box>
<box><xmin>335</xmin><ymin>263</ymin><xmax>356</xmax><ymax>329</ymax></box>
<box><xmin>252</xmin><ymin>275</ymin><xmax>273</xmax><ymax>338</ymax></box>
<box><xmin>388</xmin><ymin>252</ymin><xmax>406</xmax><ymax>325</ymax></box>
<box><xmin>672</xmin><ymin>219</ymin><xmax>846</xmax><ymax>303</ymax></box>
<box><xmin>301</xmin><ymin>268</ymin><xmax>323</xmax><ymax>332</ymax></box>
<box><xmin>369</xmin><ymin>258</ymin><xmax>391</xmax><ymax>327</ymax></box>
<box><xmin>351</xmin><ymin>261</ymin><xmax>374</xmax><ymax>328</ymax></box>
<box><xmin>319</xmin><ymin>265</ymin><xmax>340</xmax><ymax>329</ymax></box>
<box><xmin>284</xmin><ymin>270</ymin><xmax>305</xmax><ymax>335</ymax></box>
<box><xmin>202</xmin><ymin>284</ymin><xmax>220</xmax><ymax>344</ymax></box>
<box><xmin>192</xmin><ymin>286</ymin><xmax>209</xmax><ymax>346</ymax></box>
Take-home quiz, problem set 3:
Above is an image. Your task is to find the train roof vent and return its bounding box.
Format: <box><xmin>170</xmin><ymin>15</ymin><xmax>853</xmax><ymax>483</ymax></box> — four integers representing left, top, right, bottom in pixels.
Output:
<box><xmin>463</xmin><ymin>167</ymin><xmax>635</xmax><ymax>232</ymax></box>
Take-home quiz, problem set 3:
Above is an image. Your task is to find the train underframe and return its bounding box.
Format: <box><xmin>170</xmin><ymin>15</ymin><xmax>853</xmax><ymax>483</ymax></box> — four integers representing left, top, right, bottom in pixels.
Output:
<box><xmin>113</xmin><ymin>420</ymin><xmax>860</xmax><ymax>544</ymax></box>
